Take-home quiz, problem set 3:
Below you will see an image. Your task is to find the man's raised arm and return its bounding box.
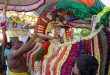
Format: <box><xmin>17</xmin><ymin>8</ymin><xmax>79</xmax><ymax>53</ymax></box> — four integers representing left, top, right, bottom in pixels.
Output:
<box><xmin>11</xmin><ymin>35</ymin><xmax>40</xmax><ymax>58</ymax></box>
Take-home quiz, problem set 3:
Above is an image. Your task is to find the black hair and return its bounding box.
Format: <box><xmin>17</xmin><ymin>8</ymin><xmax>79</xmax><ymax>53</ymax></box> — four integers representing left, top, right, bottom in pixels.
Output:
<box><xmin>77</xmin><ymin>54</ymin><xmax>98</xmax><ymax>75</ymax></box>
<box><xmin>6</xmin><ymin>42</ymin><xmax>12</xmax><ymax>49</ymax></box>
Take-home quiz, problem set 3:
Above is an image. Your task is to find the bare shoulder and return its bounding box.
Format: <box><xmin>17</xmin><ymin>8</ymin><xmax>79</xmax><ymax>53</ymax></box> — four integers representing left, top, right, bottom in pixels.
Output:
<box><xmin>8</xmin><ymin>50</ymin><xmax>19</xmax><ymax>58</ymax></box>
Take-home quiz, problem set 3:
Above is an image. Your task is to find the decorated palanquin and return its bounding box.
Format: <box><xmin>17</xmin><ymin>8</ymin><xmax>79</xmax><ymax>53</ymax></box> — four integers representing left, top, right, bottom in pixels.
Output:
<box><xmin>25</xmin><ymin>9</ymin><xmax>76</xmax><ymax>75</ymax></box>
<box><xmin>34</xmin><ymin>9</ymin><xmax>73</xmax><ymax>43</ymax></box>
<box><xmin>26</xmin><ymin>0</ymin><xmax>110</xmax><ymax>75</ymax></box>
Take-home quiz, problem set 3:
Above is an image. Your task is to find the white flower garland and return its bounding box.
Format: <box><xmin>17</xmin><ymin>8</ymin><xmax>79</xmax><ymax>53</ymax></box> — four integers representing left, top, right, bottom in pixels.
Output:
<box><xmin>58</xmin><ymin>15</ymin><xmax>103</xmax><ymax>47</ymax></box>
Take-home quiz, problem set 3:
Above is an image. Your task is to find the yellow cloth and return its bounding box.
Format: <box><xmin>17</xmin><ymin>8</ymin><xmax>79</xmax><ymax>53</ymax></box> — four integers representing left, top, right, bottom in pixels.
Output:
<box><xmin>9</xmin><ymin>71</ymin><xmax>29</xmax><ymax>75</ymax></box>
<box><xmin>108</xmin><ymin>65</ymin><xmax>110</xmax><ymax>75</ymax></box>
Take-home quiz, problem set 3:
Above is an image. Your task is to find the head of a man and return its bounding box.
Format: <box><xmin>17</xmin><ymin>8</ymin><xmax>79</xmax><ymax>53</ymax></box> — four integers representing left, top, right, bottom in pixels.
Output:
<box><xmin>12</xmin><ymin>40</ymin><xmax>23</xmax><ymax>50</ymax></box>
<box><xmin>73</xmin><ymin>54</ymin><xmax>98</xmax><ymax>75</ymax></box>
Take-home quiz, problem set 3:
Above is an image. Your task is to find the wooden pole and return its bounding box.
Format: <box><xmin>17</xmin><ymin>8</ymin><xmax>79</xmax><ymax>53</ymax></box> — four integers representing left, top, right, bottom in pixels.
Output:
<box><xmin>1</xmin><ymin>0</ymin><xmax>8</xmax><ymax>75</ymax></box>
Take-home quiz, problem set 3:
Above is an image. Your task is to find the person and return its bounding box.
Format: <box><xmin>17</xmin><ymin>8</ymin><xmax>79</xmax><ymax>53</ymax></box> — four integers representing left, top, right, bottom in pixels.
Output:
<box><xmin>4</xmin><ymin>42</ymin><xmax>12</xmax><ymax>58</ymax></box>
<box><xmin>7</xmin><ymin>34</ymin><xmax>40</xmax><ymax>75</ymax></box>
<box><xmin>72</xmin><ymin>54</ymin><xmax>99</xmax><ymax>75</ymax></box>
<box><xmin>4</xmin><ymin>42</ymin><xmax>12</xmax><ymax>75</ymax></box>
<box><xmin>0</xmin><ymin>45</ymin><xmax>6</xmax><ymax>75</ymax></box>
<box><xmin>0</xmin><ymin>44</ymin><xmax>3</xmax><ymax>74</ymax></box>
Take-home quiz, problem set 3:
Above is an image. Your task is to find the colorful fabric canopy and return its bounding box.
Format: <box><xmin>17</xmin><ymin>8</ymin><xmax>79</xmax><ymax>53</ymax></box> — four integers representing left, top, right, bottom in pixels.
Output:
<box><xmin>43</xmin><ymin>0</ymin><xmax>110</xmax><ymax>28</ymax></box>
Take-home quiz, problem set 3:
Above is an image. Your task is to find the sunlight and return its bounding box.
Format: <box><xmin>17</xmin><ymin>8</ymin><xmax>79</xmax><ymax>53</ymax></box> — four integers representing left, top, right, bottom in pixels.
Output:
<box><xmin>101</xmin><ymin>0</ymin><xmax>110</xmax><ymax>7</ymax></box>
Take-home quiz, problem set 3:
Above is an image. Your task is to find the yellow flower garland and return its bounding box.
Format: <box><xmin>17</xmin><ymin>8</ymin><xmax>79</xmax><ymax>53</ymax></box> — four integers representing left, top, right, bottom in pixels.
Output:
<box><xmin>94</xmin><ymin>35</ymin><xmax>100</xmax><ymax>74</ymax></box>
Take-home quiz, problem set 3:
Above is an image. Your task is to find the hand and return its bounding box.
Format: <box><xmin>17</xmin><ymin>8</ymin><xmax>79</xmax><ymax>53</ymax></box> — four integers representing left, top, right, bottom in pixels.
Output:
<box><xmin>2</xmin><ymin>26</ymin><xmax>6</xmax><ymax>33</ymax></box>
<box><xmin>30</xmin><ymin>34</ymin><xmax>42</xmax><ymax>42</ymax></box>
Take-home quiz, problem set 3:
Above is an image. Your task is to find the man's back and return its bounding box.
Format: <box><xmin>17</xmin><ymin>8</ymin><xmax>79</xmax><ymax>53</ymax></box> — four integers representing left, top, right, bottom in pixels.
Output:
<box><xmin>7</xmin><ymin>50</ymin><xmax>27</xmax><ymax>73</ymax></box>
<box><xmin>7</xmin><ymin>35</ymin><xmax>37</xmax><ymax>75</ymax></box>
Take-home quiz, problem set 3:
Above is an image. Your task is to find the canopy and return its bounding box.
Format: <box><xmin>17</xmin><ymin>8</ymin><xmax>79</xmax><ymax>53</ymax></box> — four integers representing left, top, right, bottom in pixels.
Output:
<box><xmin>43</xmin><ymin>0</ymin><xmax>110</xmax><ymax>28</ymax></box>
<box><xmin>35</xmin><ymin>0</ymin><xmax>56</xmax><ymax>15</ymax></box>
<box><xmin>0</xmin><ymin>0</ymin><xmax>46</xmax><ymax>12</ymax></box>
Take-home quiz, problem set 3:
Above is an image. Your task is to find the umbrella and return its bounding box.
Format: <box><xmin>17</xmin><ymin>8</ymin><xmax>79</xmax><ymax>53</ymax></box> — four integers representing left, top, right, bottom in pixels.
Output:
<box><xmin>0</xmin><ymin>0</ymin><xmax>46</xmax><ymax>12</ymax></box>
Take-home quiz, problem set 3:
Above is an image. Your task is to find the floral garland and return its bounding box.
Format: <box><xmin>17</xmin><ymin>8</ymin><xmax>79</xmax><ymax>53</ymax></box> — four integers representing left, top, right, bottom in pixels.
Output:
<box><xmin>42</xmin><ymin>45</ymin><xmax>52</xmax><ymax>75</ymax></box>
<box><xmin>104</xmin><ymin>30</ymin><xmax>110</xmax><ymax>75</ymax></box>
<box><xmin>49</xmin><ymin>46</ymin><xmax>65</xmax><ymax>75</ymax></box>
<box><xmin>99</xmin><ymin>30</ymin><xmax>107</xmax><ymax>75</ymax></box>
<box><xmin>30</xmin><ymin>45</ymin><xmax>42</xmax><ymax>75</ymax></box>
<box><xmin>93</xmin><ymin>35</ymin><xmax>101</xmax><ymax>74</ymax></box>
<box><xmin>60</xmin><ymin>43</ymin><xmax>79</xmax><ymax>75</ymax></box>
<box><xmin>97</xmin><ymin>32</ymin><xmax>104</xmax><ymax>75</ymax></box>
<box><xmin>97</xmin><ymin>33</ymin><xmax>103</xmax><ymax>64</ymax></box>
<box><xmin>42</xmin><ymin>41</ymin><xmax>60</xmax><ymax>75</ymax></box>
<box><xmin>27</xmin><ymin>44</ymin><xmax>38</xmax><ymax>71</ymax></box>
<box><xmin>77</xmin><ymin>40</ymin><xmax>85</xmax><ymax>57</ymax></box>
<box><xmin>26</xmin><ymin>43</ymin><xmax>41</xmax><ymax>75</ymax></box>
<box><xmin>90</xmin><ymin>39</ymin><xmax>94</xmax><ymax>56</ymax></box>
<box><xmin>84</xmin><ymin>39</ymin><xmax>92</xmax><ymax>55</ymax></box>
<box><xmin>57</xmin><ymin>44</ymin><xmax>72</xmax><ymax>75</ymax></box>
<box><xmin>45</xmin><ymin>47</ymin><xmax>61</xmax><ymax>75</ymax></box>
<box><xmin>34</xmin><ymin>61</ymin><xmax>40</xmax><ymax>75</ymax></box>
<box><xmin>39</xmin><ymin>40</ymin><xmax>50</xmax><ymax>75</ymax></box>
<box><xmin>93</xmin><ymin>35</ymin><xmax>100</xmax><ymax>63</ymax></box>
<box><xmin>91</xmin><ymin>39</ymin><xmax>94</xmax><ymax>56</ymax></box>
<box><xmin>53</xmin><ymin>46</ymin><xmax>68</xmax><ymax>75</ymax></box>
<box><xmin>25</xmin><ymin>7</ymin><xmax>110</xmax><ymax>75</ymax></box>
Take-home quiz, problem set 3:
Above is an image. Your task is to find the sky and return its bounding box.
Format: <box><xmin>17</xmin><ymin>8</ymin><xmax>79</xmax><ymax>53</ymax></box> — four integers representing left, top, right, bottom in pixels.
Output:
<box><xmin>101</xmin><ymin>0</ymin><xmax>110</xmax><ymax>7</ymax></box>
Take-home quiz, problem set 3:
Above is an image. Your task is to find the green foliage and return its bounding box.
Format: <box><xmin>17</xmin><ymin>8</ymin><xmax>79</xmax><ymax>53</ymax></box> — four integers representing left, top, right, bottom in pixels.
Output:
<box><xmin>73</xmin><ymin>28</ymin><xmax>90</xmax><ymax>41</ymax></box>
<box><xmin>80</xmin><ymin>28</ymin><xmax>90</xmax><ymax>37</ymax></box>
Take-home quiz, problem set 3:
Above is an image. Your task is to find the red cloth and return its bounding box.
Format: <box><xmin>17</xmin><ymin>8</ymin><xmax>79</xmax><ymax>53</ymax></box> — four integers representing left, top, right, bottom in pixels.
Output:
<box><xmin>40</xmin><ymin>40</ymin><xmax>50</xmax><ymax>61</ymax></box>
<box><xmin>0</xmin><ymin>22</ymin><xmax>6</xmax><ymax>27</ymax></box>
<box><xmin>34</xmin><ymin>11</ymin><xmax>52</xmax><ymax>34</ymax></box>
